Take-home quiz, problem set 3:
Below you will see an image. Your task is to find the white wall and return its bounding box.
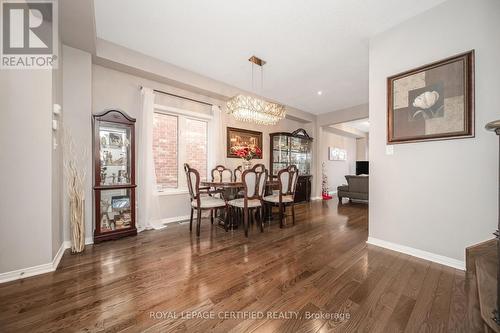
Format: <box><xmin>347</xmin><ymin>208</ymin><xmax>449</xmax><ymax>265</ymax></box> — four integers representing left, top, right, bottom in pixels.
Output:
<box><xmin>356</xmin><ymin>137</ymin><xmax>369</xmax><ymax>161</ymax></box>
<box><xmin>51</xmin><ymin>50</ymin><xmax>64</xmax><ymax>258</ymax></box>
<box><xmin>321</xmin><ymin>130</ymin><xmax>357</xmax><ymax>193</ymax></box>
<box><xmin>369</xmin><ymin>0</ymin><xmax>499</xmax><ymax>264</ymax></box>
<box><xmin>0</xmin><ymin>70</ymin><xmax>54</xmax><ymax>273</ymax></box>
<box><xmin>0</xmin><ymin>27</ymin><xmax>65</xmax><ymax>277</ymax></box>
<box><xmin>62</xmin><ymin>45</ymin><xmax>93</xmax><ymax>241</ymax></box>
<box><xmin>317</xmin><ymin>104</ymin><xmax>369</xmax><ymax>127</ymax></box>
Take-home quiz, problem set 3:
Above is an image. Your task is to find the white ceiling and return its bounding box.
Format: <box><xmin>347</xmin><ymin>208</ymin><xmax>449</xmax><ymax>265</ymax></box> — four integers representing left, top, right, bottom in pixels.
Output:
<box><xmin>342</xmin><ymin>118</ymin><xmax>370</xmax><ymax>133</ymax></box>
<box><xmin>94</xmin><ymin>0</ymin><xmax>445</xmax><ymax>114</ymax></box>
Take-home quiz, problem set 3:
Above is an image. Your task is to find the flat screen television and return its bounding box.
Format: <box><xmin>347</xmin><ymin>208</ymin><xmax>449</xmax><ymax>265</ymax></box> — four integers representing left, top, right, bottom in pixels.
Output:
<box><xmin>356</xmin><ymin>161</ymin><xmax>369</xmax><ymax>175</ymax></box>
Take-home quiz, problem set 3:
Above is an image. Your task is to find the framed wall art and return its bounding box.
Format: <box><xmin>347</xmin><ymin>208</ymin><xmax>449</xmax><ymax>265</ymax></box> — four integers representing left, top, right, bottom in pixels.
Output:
<box><xmin>328</xmin><ymin>147</ymin><xmax>347</xmax><ymax>161</ymax></box>
<box><xmin>226</xmin><ymin>127</ymin><xmax>263</xmax><ymax>158</ymax></box>
<box><xmin>387</xmin><ymin>50</ymin><xmax>474</xmax><ymax>144</ymax></box>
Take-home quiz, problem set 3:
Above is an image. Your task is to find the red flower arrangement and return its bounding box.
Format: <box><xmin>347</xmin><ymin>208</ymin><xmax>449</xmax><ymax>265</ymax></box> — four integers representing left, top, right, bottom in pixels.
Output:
<box><xmin>231</xmin><ymin>145</ymin><xmax>262</xmax><ymax>161</ymax></box>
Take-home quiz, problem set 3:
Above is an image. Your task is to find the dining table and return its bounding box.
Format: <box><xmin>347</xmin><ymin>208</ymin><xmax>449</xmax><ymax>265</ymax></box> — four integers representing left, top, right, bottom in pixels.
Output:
<box><xmin>200</xmin><ymin>180</ymin><xmax>279</xmax><ymax>190</ymax></box>
<box><xmin>200</xmin><ymin>179</ymin><xmax>279</xmax><ymax>228</ymax></box>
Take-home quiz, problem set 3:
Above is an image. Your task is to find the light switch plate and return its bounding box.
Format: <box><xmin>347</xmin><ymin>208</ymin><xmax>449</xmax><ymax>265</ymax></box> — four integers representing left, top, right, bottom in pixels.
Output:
<box><xmin>53</xmin><ymin>104</ymin><xmax>61</xmax><ymax>115</ymax></box>
<box><xmin>386</xmin><ymin>145</ymin><xmax>394</xmax><ymax>155</ymax></box>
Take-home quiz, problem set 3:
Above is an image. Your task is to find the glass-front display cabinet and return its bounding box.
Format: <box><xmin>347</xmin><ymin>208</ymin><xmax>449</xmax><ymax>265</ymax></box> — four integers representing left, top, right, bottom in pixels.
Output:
<box><xmin>93</xmin><ymin>110</ymin><xmax>137</xmax><ymax>243</ymax></box>
<box><xmin>269</xmin><ymin>129</ymin><xmax>313</xmax><ymax>203</ymax></box>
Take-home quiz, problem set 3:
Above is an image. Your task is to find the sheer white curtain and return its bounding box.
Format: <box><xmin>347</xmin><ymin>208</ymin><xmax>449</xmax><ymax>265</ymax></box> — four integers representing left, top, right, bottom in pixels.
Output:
<box><xmin>212</xmin><ymin>105</ymin><xmax>226</xmax><ymax>167</ymax></box>
<box><xmin>137</xmin><ymin>87</ymin><xmax>160</xmax><ymax>230</ymax></box>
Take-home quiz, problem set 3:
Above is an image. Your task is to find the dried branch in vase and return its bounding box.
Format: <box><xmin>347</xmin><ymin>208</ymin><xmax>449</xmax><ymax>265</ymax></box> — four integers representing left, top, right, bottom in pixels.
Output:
<box><xmin>63</xmin><ymin>130</ymin><xmax>88</xmax><ymax>253</ymax></box>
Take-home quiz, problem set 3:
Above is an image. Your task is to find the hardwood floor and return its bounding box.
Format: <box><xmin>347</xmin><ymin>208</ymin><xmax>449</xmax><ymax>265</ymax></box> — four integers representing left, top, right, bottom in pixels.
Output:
<box><xmin>0</xmin><ymin>201</ymin><xmax>482</xmax><ymax>332</ymax></box>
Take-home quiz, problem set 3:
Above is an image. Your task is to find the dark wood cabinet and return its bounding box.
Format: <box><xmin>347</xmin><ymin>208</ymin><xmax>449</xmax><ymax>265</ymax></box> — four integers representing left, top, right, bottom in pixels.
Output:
<box><xmin>92</xmin><ymin>110</ymin><xmax>137</xmax><ymax>243</ymax></box>
<box><xmin>269</xmin><ymin>129</ymin><xmax>313</xmax><ymax>203</ymax></box>
<box><xmin>294</xmin><ymin>175</ymin><xmax>312</xmax><ymax>203</ymax></box>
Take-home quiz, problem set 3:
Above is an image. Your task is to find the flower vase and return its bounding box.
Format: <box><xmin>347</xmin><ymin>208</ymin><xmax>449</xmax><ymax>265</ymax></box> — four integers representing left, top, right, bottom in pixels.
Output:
<box><xmin>242</xmin><ymin>160</ymin><xmax>252</xmax><ymax>170</ymax></box>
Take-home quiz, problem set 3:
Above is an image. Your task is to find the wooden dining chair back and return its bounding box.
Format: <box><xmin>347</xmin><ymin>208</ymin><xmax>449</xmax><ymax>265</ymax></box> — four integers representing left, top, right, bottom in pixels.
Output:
<box><xmin>184</xmin><ymin>163</ymin><xmax>227</xmax><ymax>236</ymax></box>
<box><xmin>278</xmin><ymin>164</ymin><xmax>299</xmax><ymax>198</ymax></box>
<box><xmin>184</xmin><ymin>163</ymin><xmax>200</xmax><ymax>200</ymax></box>
<box><xmin>263</xmin><ymin>164</ymin><xmax>299</xmax><ymax>228</ymax></box>
<box><xmin>211</xmin><ymin>165</ymin><xmax>232</xmax><ymax>183</ymax></box>
<box><xmin>242</xmin><ymin>164</ymin><xmax>268</xmax><ymax>201</ymax></box>
<box><xmin>233</xmin><ymin>166</ymin><xmax>243</xmax><ymax>182</ymax></box>
<box><xmin>253</xmin><ymin>163</ymin><xmax>266</xmax><ymax>173</ymax></box>
<box><xmin>229</xmin><ymin>164</ymin><xmax>268</xmax><ymax>237</ymax></box>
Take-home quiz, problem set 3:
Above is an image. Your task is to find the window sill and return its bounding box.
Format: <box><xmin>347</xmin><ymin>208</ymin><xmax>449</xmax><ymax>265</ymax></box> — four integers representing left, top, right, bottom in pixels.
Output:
<box><xmin>155</xmin><ymin>189</ymin><xmax>189</xmax><ymax>196</ymax></box>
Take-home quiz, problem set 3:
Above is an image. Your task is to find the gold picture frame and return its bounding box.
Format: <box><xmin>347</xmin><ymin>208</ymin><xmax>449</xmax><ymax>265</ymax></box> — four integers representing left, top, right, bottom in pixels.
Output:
<box><xmin>226</xmin><ymin>127</ymin><xmax>263</xmax><ymax>159</ymax></box>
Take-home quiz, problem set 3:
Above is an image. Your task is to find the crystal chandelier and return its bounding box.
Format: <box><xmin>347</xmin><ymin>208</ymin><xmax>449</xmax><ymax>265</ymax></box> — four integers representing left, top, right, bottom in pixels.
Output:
<box><xmin>227</xmin><ymin>56</ymin><xmax>286</xmax><ymax>126</ymax></box>
<box><xmin>227</xmin><ymin>94</ymin><xmax>286</xmax><ymax>125</ymax></box>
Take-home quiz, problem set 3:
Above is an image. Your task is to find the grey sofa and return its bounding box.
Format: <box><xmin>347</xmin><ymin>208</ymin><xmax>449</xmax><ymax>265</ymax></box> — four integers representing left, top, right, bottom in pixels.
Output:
<box><xmin>337</xmin><ymin>175</ymin><xmax>368</xmax><ymax>202</ymax></box>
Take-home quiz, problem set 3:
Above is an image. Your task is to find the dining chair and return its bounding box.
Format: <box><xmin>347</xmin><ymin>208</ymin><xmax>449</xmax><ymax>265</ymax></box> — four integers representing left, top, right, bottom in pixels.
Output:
<box><xmin>227</xmin><ymin>164</ymin><xmax>268</xmax><ymax>237</ymax></box>
<box><xmin>184</xmin><ymin>163</ymin><xmax>228</xmax><ymax>236</ymax></box>
<box><xmin>233</xmin><ymin>166</ymin><xmax>243</xmax><ymax>182</ymax></box>
<box><xmin>253</xmin><ymin>163</ymin><xmax>265</xmax><ymax>173</ymax></box>
<box><xmin>210</xmin><ymin>165</ymin><xmax>233</xmax><ymax>218</ymax></box>
<box><xmin>263</xmin><ymin>165</ymin><xmax>299</xmax><ymax>228</ymax></box>
<box><xmin>234</xmin><ymin>164</ymin><xmax>265</xmax><ymax>180</ymax></box>
<box><xmin>211</xmin><ymin>165</ymin><xmax>233</xmax><ymax>183</ymax></box>
<box><xmin>234</xmin><ymin>164</ymin><xmax>264</xmax><ymax>197</ymax></box>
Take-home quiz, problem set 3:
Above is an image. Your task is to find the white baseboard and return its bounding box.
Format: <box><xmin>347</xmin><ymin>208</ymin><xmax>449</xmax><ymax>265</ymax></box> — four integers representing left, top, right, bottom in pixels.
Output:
<box><xmin>0</xmin><ymin>241</ymin><xmax>66</xmax><ymax>283</ymax></box>
<box><xmin>152</xmin><ymin>214</ymin><xmax>192</xmax><ymax>230</ymax></box>
<box><xmin>0</xmin><ymin>237</ymin><xmax>95</xmax><ymax>284</ymax></box>
<box><xmin>367</xmin><ymin>237</ymin><xmax>465</xmax><ymax>270</ymax></box>
<box><xmin>159</xmin><ymin>214</ymin><xmax>191</xmax><ymax>224</ymax></box>
<box><xmin>51</xmin><ymin>241</ymin><xmax>66</xmax><ymax>271</ymax></box>
<box><xmin>0</xmin><ymin>262</ymin><xmax>55</xmax><ymax>284</ymax></box>
<box><xmin>63</xmin><ymin>236</ymin><xmax>93</xmax><ymax>250</ymax></box>
<box><xmin>311</xmin><ymin>196</ymin><xmax>322</xmax><ymax>201</ymax></box>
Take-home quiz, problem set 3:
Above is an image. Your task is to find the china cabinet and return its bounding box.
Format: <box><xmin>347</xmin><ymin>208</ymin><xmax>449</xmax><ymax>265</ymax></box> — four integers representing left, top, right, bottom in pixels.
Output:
<box><xmin>269</xmin><ymin>128</ymin><xmax>313</xmax><ymax>203</ymax></box>
<box><xmin>92</xmin><ymin>110</ymin><xmax>137</xmax><ymax>243</ymax></box>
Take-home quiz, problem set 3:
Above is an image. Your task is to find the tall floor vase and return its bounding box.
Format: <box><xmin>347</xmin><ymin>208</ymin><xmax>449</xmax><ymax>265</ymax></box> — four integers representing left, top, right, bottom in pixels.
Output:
<box><xmin>70</xmin><ymin>197</ymin><xmax>85</xmax><ymax>253</ymax></box>
<box><xmin>64</xmin><ymin>130</ymin><xmax>87</xmax><ymax>254</ymax></box>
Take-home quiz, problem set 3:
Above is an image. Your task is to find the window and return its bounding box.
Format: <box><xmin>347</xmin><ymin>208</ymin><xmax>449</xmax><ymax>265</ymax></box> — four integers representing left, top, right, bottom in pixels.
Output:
<box><xmin>184</xmin><ymin>118</ymin><xmax>208</xmax><ymax>181</ymax></box>
<box><xmin>153</xmin><ymin>111</ymin><xmax>209</xmax><ymax>192</ymax></box>
<box><xmin>153</xmin><ymin>113</ymin><xmax>178</xmax><ymax>189</ymax></box>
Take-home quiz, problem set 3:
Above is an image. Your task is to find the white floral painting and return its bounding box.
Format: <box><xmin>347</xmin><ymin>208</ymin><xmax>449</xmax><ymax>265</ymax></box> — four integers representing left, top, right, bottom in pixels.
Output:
<box><xmin>329</xmin><ymin>147</ymin><xmax>347</xmax><ymax>161</ymax></box>
<box><xmin>388</xmin><ymin>51</ymin><xmax>474</xmax><ymax>144</ymax></box>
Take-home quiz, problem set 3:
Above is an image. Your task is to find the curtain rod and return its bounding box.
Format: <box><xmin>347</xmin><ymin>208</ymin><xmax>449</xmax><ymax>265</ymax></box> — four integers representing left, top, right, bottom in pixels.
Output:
<box><xmin>142</xmin><ymin>86</ymin><xmax>216</xmax><ymax>107</ymax></box>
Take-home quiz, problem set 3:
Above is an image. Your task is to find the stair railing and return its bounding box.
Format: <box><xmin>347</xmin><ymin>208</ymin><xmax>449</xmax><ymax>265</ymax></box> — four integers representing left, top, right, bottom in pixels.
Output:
<box><xmin>486</xmin><ymin>119</ymin><xmax>500</xmax><ymax>325</ymax></box>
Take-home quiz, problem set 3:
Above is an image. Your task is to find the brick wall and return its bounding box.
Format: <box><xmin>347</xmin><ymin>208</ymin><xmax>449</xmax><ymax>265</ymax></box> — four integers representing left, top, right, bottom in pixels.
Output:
<box><xmin>153</xmin><ymin>113</ymin><xmax>178</xmax><ymax>189</ymax></box>
<box><xmin>185</xmin><ymin>118</ymin><xmax>207</xmax><ymax>181</ymax></box>
<box><xmin>153</xmin><ymin>114</ymin><xmax>208</xmax><ymax>190</ymax></box>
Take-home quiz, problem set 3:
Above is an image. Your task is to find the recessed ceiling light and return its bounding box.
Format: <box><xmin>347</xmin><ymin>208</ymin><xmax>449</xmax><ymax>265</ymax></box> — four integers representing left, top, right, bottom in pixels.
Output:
<box><xmin>317</xmin><ymin>91</ymin><xmax>323</xmax><ymax>95</ymax></box>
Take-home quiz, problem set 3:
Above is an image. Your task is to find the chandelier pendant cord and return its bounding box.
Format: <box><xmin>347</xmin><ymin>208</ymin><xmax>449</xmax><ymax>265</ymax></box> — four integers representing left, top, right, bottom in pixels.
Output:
<box><xmin>251</xmin><ymin>62</ymin><xmax>254</xmax><ymax>91</ymax></box>
<box><xmin>261</xmin><ymin>64</ymin><xmax>264</xmax><ymax>93</ymax></box>
<box><xmin>250</xmin><ymin>60</ymin><xmax>264</xmax><ymax>94</ymax></box>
